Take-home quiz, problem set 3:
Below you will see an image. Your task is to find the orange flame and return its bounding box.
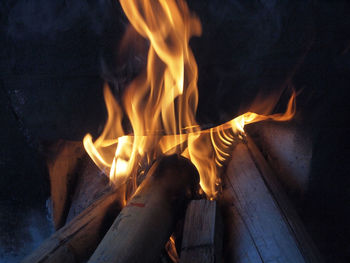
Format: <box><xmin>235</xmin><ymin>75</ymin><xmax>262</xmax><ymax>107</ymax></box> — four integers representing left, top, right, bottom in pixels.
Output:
<box><xmin>83</xmin><ymin>0</ymin><xmax>295</xmax><ymax>199</ymax></box>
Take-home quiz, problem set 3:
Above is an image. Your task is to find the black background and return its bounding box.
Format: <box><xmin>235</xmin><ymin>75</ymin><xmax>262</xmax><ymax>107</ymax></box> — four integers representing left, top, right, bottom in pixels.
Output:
<box><xmin>0</xmin><ymin>0</ymin><xmax>349</xmax><ymax>262</ymax></box>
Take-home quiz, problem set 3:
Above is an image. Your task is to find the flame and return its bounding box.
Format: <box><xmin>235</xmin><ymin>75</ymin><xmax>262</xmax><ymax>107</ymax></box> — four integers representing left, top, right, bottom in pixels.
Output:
<box><xmin>165</xmin><ymin>235</ymin><xmax>179</xmax><ymax>262</ymax></box>
<box><xmin>83</xmin><ymin>0</ymin><xmax>296</xmax><ymax>200</ymax></box>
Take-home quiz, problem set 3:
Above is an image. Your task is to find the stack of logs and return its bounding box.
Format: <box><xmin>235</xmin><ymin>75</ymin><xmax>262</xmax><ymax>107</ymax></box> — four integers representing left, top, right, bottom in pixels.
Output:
<box><xmin>22</xmin><ymin>125</ymin><xmax>324</xmax><ymax>263</ymax></box>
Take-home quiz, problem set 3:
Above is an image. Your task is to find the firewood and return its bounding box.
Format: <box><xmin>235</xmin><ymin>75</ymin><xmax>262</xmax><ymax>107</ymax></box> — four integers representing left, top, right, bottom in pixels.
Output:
<box><xmin>22</xmin><ymin>186</ymin><xmax>122</xmax><ymax>263</ymax></box>
<box><xmin>245</xmin><ymin>136</ymin><xmax>323</xmax><ymax>263</ymax></box>
<box><xmin>66</xmin><ymin>156</ymin><xmax>109</xmax><ymax>223</ymax></box>
<box><xmin>221</xmin><ymin>202</ymin><xmax>264</xmax><ymax>263</ymax></box>
<box><xmin>88</xmin><ymin>155</ymin><xmax>199</xmax><ymax>263</ymax></box>
<box><xmin>221</xmin><ymin>141</ymin><xmax>323</xmax><ymax>263</ymax></box>
<box><xmin>180</xmin><ymin>199</ymin><xmax>222</xmax><ymax>263</ymax></box>
<box><xmin>46</xmin><ymin>140</ymin><xmax>86</xmax><ymax>229</ymax></box>
<box><xmin>246</xmin><ymin>122</ymin><xmax>312</xmax><ymax>201</ymax></box>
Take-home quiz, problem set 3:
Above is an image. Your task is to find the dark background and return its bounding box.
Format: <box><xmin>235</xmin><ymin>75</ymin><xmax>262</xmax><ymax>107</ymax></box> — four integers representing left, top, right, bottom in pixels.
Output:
<box><xmin>0</xmin><ymin>0</ymin><xmax>349</xmax><ymax>262</ymax></box>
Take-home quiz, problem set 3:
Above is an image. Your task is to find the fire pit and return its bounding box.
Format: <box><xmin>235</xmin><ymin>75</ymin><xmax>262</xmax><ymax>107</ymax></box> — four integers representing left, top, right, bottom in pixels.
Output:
<box><xmin>21</xmin><ymin>0</ymin><xmax>321</xmax><ymax>262</ymax></box>
<box><xmin>1</xmin><ymin>0</ymin><xmax>350</xmax><ymax>262</ymax></box>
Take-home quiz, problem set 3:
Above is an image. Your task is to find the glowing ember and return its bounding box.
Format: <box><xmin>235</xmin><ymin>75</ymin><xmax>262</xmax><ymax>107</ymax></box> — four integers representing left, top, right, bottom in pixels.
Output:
<box><xmin>83</xmin><ymin>0</ymin><xmax>295</xmax><ymax>200</ymax></box>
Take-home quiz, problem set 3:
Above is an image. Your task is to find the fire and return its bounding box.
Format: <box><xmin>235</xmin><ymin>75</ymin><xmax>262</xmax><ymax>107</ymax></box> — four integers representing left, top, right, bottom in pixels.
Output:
<box><xmin>83</xmin><ymin>0</ymin><xmax>295</xmax><ymax>200</ymax></box>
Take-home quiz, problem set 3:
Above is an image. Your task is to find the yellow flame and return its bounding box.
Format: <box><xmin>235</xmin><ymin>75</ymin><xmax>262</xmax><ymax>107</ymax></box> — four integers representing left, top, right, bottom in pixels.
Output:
<box><xmin>166</xmin><ymin>235</ymin><xmax>179</xmax><ymax>263</ymax></box>
<box><xmin>83</xmin><ymin>0</ymin><xmax>296</xmax><ymax>199</ymax></box>
<box><xmin>83</xmin><ymin>84</ymin><xmax>124</xmax><ymax>171</ymax></box>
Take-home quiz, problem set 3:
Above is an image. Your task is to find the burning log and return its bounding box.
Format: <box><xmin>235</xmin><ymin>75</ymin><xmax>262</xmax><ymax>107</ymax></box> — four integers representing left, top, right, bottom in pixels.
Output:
<box><xmin>221</xmin><ymin>140</ymin><xmax>323</xmax><ymax>263</ymax></box>
<box><xmin>180</xmin><ymin>199</ymin><xmax>222</xmax><ymax>263</ymax></box>
<box><xmin>22</xmin><ymin>186</ymin><xmax>122</xmax><ymax>263</ymax></box>
<box><xmin>88</xmin><ymin>154</ymin><xmax>199</xmax><ymax>263</ymax></box>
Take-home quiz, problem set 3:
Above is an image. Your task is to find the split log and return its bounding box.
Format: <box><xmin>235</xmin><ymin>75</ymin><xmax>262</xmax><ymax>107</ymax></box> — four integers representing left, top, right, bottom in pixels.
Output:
<box><xmin>246</xmin><ymin>122</ymin><xmax>312</xmax><ymax>201</ymax></box>
<box><xmin>22</xmin><ymin>186</ymin><xmax>122</xmax><ymax>263</ymax></box>
<box><xmin>66</xmin><ymin>157</ymin><xmax>109</xmax><ymax>222</ymax></box>
<box><xmin>221</xmin><ymin>141</ymin><xmax>323</xmax><ymax>263</ymax></box>
<box><xmin>180</xmin><ymin>199</ymin><xmax>222</xmax><ymax>263</ymax></box>
<box><xmin>88</xmin><ymin>154</ymin><xmax>199</xmax><ymax>263</ymax></box>
<box><xmin>46</xmin><ymin>140</ymin><xmax>86</xmax><ymax>229</ymax></box>
<box><xmin>221</xmin><ymin>202</ymin><xmax>264</xmax><ymax>263</ymax></box>
<box><xmin>245</xmin><ymin>136</ymin><xmax>323</xmax><ymax>263</ymax></box>
<box><xmin>46</xmin><ymin>140</ymin><xmax>110</xmax><ymax>227</ymax></box>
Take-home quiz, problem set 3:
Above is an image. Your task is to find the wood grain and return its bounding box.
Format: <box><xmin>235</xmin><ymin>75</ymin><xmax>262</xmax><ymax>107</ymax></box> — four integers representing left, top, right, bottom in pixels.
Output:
<box><xmin>180</xmin><ymin>199</ymin><xmax>217</xmax><ymax>263</ymax></box>
<box><xmin>222</xmin><ymin>142</ymin><xmax>320</xmax><ymax>263</ymax></box>
<box><xmin>246</xmin><ymin>136</ymin><xmax>323</xmax><ymax>263</ymax></box>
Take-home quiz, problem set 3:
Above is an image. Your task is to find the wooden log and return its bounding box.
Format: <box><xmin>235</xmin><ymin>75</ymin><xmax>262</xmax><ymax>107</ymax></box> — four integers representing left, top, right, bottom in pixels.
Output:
<box><xmin>66</xmin><ymin>157</ymin><xmax>109</xmax><ymax>223</ymax></box>
<box><xmin>221</xmin><ymin>202</ymin><xmax>263</xmax><ymax>263</ymax></box>
<box><xmin>88</xmin><ymin>155</ymin><xmax>199</xmax><ymax>263</ymax></box>
<box><xmin>245</xmin><ymin>136</ymin><xmax>323</xmax><ymax>263</ymax></box>
<box><xmin>246</xmin><ymin>122</ymin><xmax>312</xmax><ymax>201</ymax></box>
<box><xmin>221</xmin><ymin>141</ymin><xmax>323</xmax><ymax>263</ymax></box>
<box><xmin>46</xmin><ymin>140</ymin><xmax>86</xmax><ymax>229</ymax></box>
<box><xmin>22</xmin><ymin>186</ymin><xmax>122</xmax><ymax>263</ymax></box>
<box><xmin>180</xmin><ymin>199</ymin><xmax>222</xmax><ymax>263</ymax></box>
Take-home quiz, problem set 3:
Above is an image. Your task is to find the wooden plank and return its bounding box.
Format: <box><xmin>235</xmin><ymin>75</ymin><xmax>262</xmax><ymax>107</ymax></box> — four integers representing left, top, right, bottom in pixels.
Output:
<box><xmin>224</xmin><ymin>142</ymin><xmax>307</xmax><ymax>263</ymax></box>
<box><xmin>88</xmin><ymin>155</ymin><xmax>199</xmax><ymax>263</ymax></box>
<box><xmin>22</xmin><ymin>187</ymin><xmax>122</xmax><ymax>263</ymax></box>
<box><xmin>180</xmin><ymin>199</ymin><xmax>217</xmax><ymax>263</ymax></box>
<box><xmin>245</xmin><ymin>136</ymin><xmax>323</xmax><ymax>263</ymax></box>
